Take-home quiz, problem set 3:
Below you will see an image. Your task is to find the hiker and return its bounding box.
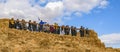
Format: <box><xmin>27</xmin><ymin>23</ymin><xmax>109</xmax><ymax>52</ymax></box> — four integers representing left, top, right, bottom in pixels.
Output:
<box><xmin>43</xmin><ymin>24</ymin><xmax>46</xmax><ymax>32</ymax></box>
<box><xmin>60</xmin><ymin>25</ymin><xmax>65</xmax><ymax>35</ymax></box>
<box><xmin>32</xmin><ymin>21</ymin><xmax>37</xmax><ymax>31</ymax></box>
<box><xmin>28</xmin><ymin>20</ymin><xmax>32</xmax><ymax>31</ymax></box>
<box><xmin>71</xmin><ymin>26</ymin><xmax>77</xmax><ymax>36</ymax></box>
<box><xmin>79</xmin><ymin>26</ymin><xmax>84</xmax><ymax>37</ymax></box>
<box><xmin>73</xmin><ymin>27</ymin><xmax>77</xmax><ymax>36</ymax></box>
<box><xmin>50</xmin><ymin>25</ymin><xmax>54</xmax><ymax>33</ymax></box>
<box><xmin>21</xmin><ymin>19</ymin><xmax>27</xmax><ymax>30</ymax></box>
<box><xmin>38</xmin><ymin>20</ymin><xmax>44</xmax><ymax>32</ymax></box>
<box><xmin>64</xmin><ymin>25</ymin><xmax>70</xmax><ymax>35</ymax></box>
<box><xmin>54</xmin><ymin>23</ymin><xmax>58</xmax><ymax>34</ymax></box>
<box><xmin>43</xmin><ymin>24</ymin><xmax>50</xmax><ymax>33</ymax></box>
<box><xmin>57</xmin><ymin>26</ymin><xmax>60</xmax><ymax>34</ymax></box>
<box><xmin>14</xmin><ymin>19</ymin><xmax>21</xmax><ymax>29</ymax></box>
<box><xmin>71</xmin><ymin>26</ymin><xmax>74</xmax><ymax>36</ymax></box>
<box><xmin>9</xmin><ymin>18</ymin><xmax>15</xmax><ymax>28</ymax></box>
<box><xmin>43</xmin><ymin>24</ymin><xmax>47</xmax><ymax>32</ymax></box>
<box><xmin>85</xmin><ymin>28</ymin><xmax>89</xmax><ymax>37</ymax></box>
<box><xmin>64</xmin><ymin>25</ymin><xmax>67</xmax><ymax>35</ymax></box>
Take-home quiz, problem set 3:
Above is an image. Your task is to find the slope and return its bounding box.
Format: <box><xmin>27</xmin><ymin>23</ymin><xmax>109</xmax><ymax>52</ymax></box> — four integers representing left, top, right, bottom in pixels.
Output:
<box><xmin>0</xmin><ymin>19</ymin><xmax>119</xmax><ymax>52</ymax></box>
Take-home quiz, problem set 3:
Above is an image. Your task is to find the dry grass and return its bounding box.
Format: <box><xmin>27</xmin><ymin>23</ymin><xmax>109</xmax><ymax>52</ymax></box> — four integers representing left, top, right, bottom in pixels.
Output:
<box><xmin>0</xmin><ymin>19</ymin><xmax>119</xmax><ymax>52</ymax></box>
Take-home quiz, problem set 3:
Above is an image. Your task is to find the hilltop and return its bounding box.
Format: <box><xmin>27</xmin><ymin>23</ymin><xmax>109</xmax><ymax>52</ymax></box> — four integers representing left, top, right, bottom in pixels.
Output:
<box><xmin>0</xmin><ymin>19</ymin><xmax>120</xmax><ymax>52</ymax></box>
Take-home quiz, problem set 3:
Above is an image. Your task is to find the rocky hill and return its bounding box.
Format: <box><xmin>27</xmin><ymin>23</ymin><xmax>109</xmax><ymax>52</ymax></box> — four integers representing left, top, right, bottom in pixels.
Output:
<box><xmin>0</xmin><ymin>19</ymin><xmax>120</xmax><ymax>52</ymax></box>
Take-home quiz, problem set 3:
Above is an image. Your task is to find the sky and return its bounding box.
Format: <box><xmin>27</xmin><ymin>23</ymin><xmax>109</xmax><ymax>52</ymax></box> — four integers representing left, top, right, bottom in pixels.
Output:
<box><xmin>0</xmin><ymin>0</ymin><xmax>120</xmax><ymax>48</ymax></box>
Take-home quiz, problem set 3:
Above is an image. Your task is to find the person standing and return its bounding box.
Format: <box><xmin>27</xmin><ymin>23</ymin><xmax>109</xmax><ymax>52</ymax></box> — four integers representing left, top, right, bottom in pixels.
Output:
<box><xmin>60</xmin><ymin>25</ymin><xmax>65</xmax><ymax>35</ymax></box>
<box><xmin>46</xmin><ymin>24</ymin><xmax>50</xmax><ymax>33</ymax></box>
<box><xmin>57</xmin><ymin>26</ymin><xmax>60</xmax><ymax>34</ymax></box>
<box><xmin>71</xmin><ymin>26</ymin><xmax>74</xmax><ymax>36</ymax></box>
<box><xmin>65</xmin><ymin>25</ymin><xmax>70</xmax><ymax>35</ymax></box>
<box><xmin>85</xmin><ymin>28</ymin><xmax>89</xmax><ymax>37</ymax></box>
<box><xmin>21</xmin><ymin>19</ymin><xmax>27</xmax><ymax>30</ymax></box>
<box><xmin>73</xmin><ymin>27</ymin><xmax>77</xmax><ymax>36</ymax></box>
<box><xmin>15</xmin><ymin>19</ymin><xmax>21</xmax><ymax>29</ymax></box>
<box><xmin>54</xmin><ymin>23</ymin><xmax>58</xmax><ymax>34</ymax></box>
<box><xmin>32</xmin><ymin>21</ymin><xmax>37</xmax><ymax>31</ymax></box>
<box><xmin>50</xmin><ymin>25</ymin><xmax>55</xmax><ymax>33</ymax></box>
<box><xmin>28</xmin><ymin>20</ymin><xmax>32</xmax><ymax>31</ymax></box>
<box><xmin>39</xmin><ymin>20</ymin><xmax>44</xmax><ymax>32</ymax></box>
<box><xmin>9</xmin><ymin>18</ymin><xmax>15</xmax><ymax>28</ymax></box>
<box><xmin>79</xmin><ymin>26</ymin><xmax>84</xmax><ymax>37</ymax></box>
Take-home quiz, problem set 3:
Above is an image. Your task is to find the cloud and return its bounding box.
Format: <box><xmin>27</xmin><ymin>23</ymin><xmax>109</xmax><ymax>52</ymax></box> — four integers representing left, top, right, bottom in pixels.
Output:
<box><xmin>63</xmin><ymin>0</ymin><xmax>108</xmax><ymax>12</ymax></box>
<box><xmin>0</xmin><ymin>0</ymin><xmax>108</xmax><ymax>24</ymax></box>
<box><xmin>99</xmin><ymin>0</ymin><xmax>108</xmax><ymax>8</ymax></box>
<box><xmin>99</xmin><ymin>33</ymin><xmax>120</xmax><ymax>48</ymax></box>
<box><xmin>0</xmin><ymin>0</ymin><xmax>64</xmax><ymax>24</ymax></box>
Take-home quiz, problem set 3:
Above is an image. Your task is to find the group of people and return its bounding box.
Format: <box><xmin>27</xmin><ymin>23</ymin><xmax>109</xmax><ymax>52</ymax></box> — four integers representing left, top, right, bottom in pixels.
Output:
<box><xmin>9</xmin><ymin>18</ymin><xmax>90</xmax><ymax>37</ymax></box>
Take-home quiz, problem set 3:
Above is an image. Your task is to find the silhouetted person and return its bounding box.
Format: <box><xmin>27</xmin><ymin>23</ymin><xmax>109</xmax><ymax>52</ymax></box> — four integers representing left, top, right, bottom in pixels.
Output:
<box><xmin>86</xmin><ymin>28</ymin><xmax>89</xmax><ymax>37</ymax></box>
<box><xmin>79</xmin><ymin>26</ymin><xmax>84</xmax><ymax>37</ymax></box>
<box><xmin>9</xmin><ymin>18</ymin><xmax>15</xmax><ymax>28</ymax></box>
<box><xmin>71</xmin><ymin>26</ymin><xmax>75</xmax><ymax>36</ymax></box>
<box><xmin>73</xmin><ymin>27</ymin><xmax>77</xmax><ymax>36</ymax></box>
<box><xmin>71</xmin><ymin>26</ymin><xmax>77</xmax><ymax>36</ymax></box>
<box><xmin>65</xmin><ymin>25</ymin><xmax>70</xmax><ymax>35</ymax></box>
<box><xmin>57</xmin><ymin>26</ymin><xmax>60</xmax><ymax>34</ymax></box>
<box><xmin>28</xmin><ymin>20</ymin><xmax>32</xmax><ymax>31</ymax></box>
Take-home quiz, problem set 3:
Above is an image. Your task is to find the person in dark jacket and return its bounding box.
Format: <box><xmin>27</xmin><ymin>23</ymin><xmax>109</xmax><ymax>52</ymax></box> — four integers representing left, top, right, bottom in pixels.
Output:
<box><xmin>9</xmin><ymin>18</ymin><xmax>15</xmax><ymax>28</ymax></box>
<box><xmin>64</xmin><ymin>25</ymin><xmax>67</xmax><ymax>35</ymax></box>
<box><xmin>65</xmin><ymin>25</ymin><xmax>70</xmax><ymax>35</ymax></box>
<box><xmin>79</xmin><ymin>26</ymin><xmax>84</xmax><ymax>37</ymax></box>
<box><xmin>15</xmin><ymin>19</ymin><xmax>21</xmax><ymax>29</ymax></box>
<box><xmin>85</xmin><ymin>28</ymin><xmax>89</xmax><ymax>37</ymax></box>
<box><xmin>71</xmin><ymin>26</ymin><xmax>77</xmax><ymax>36</ymax></box>
<box><xmin>28</xmin><ymin>20</ymin><xmax>32</xmax><ymax>31</ymax></box>
<box><xmin>71</xmin><ymin>26</ymin><xmax>74</xmax><ymax>36</ymax></box>
<box><xmin>57</xmin><ymin>26</ymin><xmax>60</xmax><ymax>34</ymax></box>
<box><xmin>73</xmin><ymin>27</ymin><xmax>77</xmax><ymax>36</ymax></box>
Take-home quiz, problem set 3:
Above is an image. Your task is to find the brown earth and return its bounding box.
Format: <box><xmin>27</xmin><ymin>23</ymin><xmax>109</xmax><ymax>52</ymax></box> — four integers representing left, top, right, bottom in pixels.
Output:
<box><xmin>0</xmin><ymin>19</ymin><xmax>120</xmax><ymax>52</ymax></box>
